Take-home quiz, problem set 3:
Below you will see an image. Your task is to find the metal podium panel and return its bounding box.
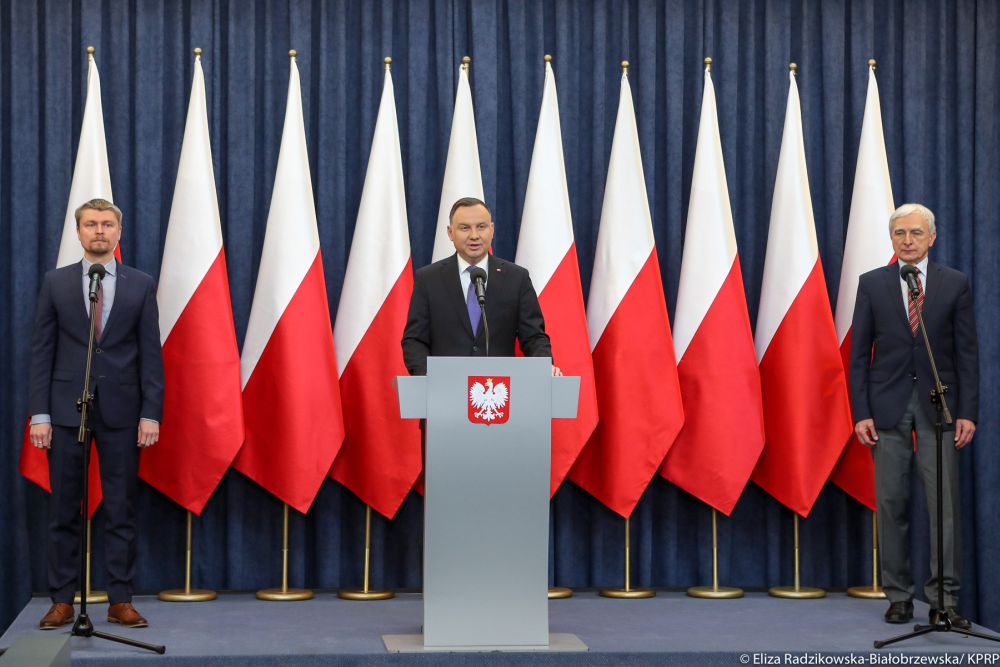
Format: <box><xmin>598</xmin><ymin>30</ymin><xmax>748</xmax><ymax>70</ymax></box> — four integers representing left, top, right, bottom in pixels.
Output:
<box><xmin>423</xmin><ymin>356</ymin><xmax>552</xmax><ymax>648</ymax></box>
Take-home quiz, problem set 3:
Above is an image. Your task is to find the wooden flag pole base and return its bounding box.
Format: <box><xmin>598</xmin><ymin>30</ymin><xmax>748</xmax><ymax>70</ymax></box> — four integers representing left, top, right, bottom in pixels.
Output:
<box><xmin>258</xmin><ymin>504</ymin><xmax>313</xmax><ymax>601</ymax></box>
<box><xmin>548</xmin><ymin>587</ymin><xmax>573</xmax><ymax>599</ymax></box>
<box><xmin>599</xmin><ymin>517</ymin><xmax>655</xmax><ymax>599</ymax></box>
<box><xmin>769</xmin><ymin>514</ymin><xmax>825</xmax><ymax>599</ymax></box>
<box><xmin>847</xmin><ymin>510</ymin><xmax>885</xmax><ymax>599</ymax></box>
<box><xmin>688</xmin><ymin>509</ymin><xmax>744</xmax><ymax>599</ymax></box>
<box><xmin>74</xmin><ymin>519</ymin><xmax>108</xmax><ymax>604</ymax></box>
<box><xmin>159</xmin><ymin>511</ymin><xmax>217</xmax><ymax>602</ymax></box>
<box><xmin>338</xmin><ymin>505</ymin><xmax>394</xmax><ymax>601</ymax></box>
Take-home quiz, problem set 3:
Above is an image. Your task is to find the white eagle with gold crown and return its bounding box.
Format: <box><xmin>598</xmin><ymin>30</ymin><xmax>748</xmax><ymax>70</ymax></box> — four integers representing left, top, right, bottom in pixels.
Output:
<box><xmin>469</xmin><ymin>377</ymin><xmax>509</xmax><ymax>422</ymax></box>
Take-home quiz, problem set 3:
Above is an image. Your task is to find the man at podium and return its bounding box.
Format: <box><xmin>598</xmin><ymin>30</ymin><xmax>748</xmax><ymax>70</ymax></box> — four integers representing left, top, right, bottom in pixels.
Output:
<box><xmin>402</xmin><ymin>197</ymin><xmax>560</xmax><ymax>376</ymax></box>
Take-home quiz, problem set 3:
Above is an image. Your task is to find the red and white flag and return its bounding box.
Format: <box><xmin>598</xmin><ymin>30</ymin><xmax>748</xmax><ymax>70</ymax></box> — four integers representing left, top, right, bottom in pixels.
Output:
<box><xmin>235</xmin><ymin>56</ymin><xmax>344</xmax><ymax>514</ymax></box>
<box><xmin>829</xmin><ymin>65</ymin><xmax>895</xmax><ymax>510</ymax></box>
<box><xmin>331</xmin><ymin>65</ymin><xmax>420</xmax><ymax>519</ymax></box>
<box><xmin>20</xmin><ymin>50</ymin><xmax>112</xmax><ymax>515</ymax></box>
<box><xmin>659</xmin><ymin>67</ymin><xmax>764</xmax><ymax>516</ymax></box>
<box><xmin>431</xmin><ymin>61</ymin><xmax>484</xmax><ymax>262</ymax></box>
<box><xmin>515</xmin><ymin>59</ymin><xmax>598</xmax><ymax>495</ymax></box>
<box><xmin>568</xmin><ymin>70</ymin><xmax>684</xmax><ymax>519</ymax></box>
<box><xmin>751</xmin><ymin>71</ymin><xmax>853</xmax><ymax>517</ymax></box>
<box><xmin>139</xmin><ymin>54</ymin><xmax>244</xmax><ymax>516</ymax></box>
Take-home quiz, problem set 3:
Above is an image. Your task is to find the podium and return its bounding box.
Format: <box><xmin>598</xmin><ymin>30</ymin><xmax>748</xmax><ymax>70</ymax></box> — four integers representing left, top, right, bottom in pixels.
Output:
<box><xmin>395</xmin><ymin>357</ymin><xmax>580</xmax><ymax>650</ymax></box>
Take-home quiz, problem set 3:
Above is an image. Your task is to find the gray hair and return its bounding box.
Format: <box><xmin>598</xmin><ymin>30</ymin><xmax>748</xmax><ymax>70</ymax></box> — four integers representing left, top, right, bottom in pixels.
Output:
<box><xmin>889</xmin><ymin>203</ymin><xmax>935</xmax><ymax>234</ymax></box>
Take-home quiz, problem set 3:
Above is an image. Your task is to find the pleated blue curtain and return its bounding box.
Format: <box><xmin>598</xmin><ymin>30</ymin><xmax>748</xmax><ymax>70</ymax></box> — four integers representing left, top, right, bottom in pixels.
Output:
<box><xmin>2</xmin><ymin>0</ymin><xmax>998</xmax><ymax>632</ymax></box>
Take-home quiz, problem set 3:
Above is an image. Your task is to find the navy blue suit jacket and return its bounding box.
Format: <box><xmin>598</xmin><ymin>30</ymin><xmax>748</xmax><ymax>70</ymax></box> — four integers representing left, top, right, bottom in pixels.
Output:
<box><xmin>849</xmin><ymin>260</ymin><xmax>978</xmax><ymax>431</ymax></box>
<box><xmin>28</xmin><ymin>261</ymin><xmax>164</xmax><ymax>429</ymax></box>
<box><xmin>401</xmin><ymin>254</ymin><xmax>552</xmax><ymax>376</ymax></box>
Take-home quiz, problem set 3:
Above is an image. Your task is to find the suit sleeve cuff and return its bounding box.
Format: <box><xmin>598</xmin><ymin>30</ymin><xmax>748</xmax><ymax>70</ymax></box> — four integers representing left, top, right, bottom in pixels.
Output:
<box><xmin>30</xmin><ymin>414</ymin><xmax>52</xmax><ymax>425</ymax></box>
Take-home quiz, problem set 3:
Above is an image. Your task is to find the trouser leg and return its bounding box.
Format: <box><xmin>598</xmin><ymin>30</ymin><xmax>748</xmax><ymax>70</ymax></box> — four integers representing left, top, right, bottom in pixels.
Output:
<box><xmin>912</xmin><ymin>399</ymin><xmax>961</xmax><ymax>607</ymax></box>
<box><xmin>47</xmin><ymin>426</ymin><xmax>86</xmax><ymax>604</ymax></box>
<box><xmin>874</xmin><ymin>399</ymin><xmax>916</xmax><ymax>603</ymax></box>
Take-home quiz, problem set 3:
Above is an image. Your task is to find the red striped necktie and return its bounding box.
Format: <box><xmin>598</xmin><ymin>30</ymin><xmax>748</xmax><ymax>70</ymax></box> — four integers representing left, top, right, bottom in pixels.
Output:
<box><xmin>907</xmin><ymin>270</ymin><xmax>924</xmax><ymax>336</ymax></box>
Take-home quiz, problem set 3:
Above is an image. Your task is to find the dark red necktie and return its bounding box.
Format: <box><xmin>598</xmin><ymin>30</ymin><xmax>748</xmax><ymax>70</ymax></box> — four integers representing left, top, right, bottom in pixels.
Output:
<box><xmin>907</xmin><ymin>271</ymin><xmax>923</xmax><ymax>336</ymax></box>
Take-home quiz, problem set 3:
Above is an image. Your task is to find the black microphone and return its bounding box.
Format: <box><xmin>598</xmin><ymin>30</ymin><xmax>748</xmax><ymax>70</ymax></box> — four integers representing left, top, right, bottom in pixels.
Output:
<box><xmin>469</xmin><ymin>267</ymin><xmax>487</xmax><ymax>305</ymax></box>
<box><xmin>899</xmin><ymin>263</ymin><xmax>921</xmax><ymax>298</ymax></box>
<box><xmin>88</xmin><ymin>263</ymin><xmax>106</xmax><ymax>302</ymax></box>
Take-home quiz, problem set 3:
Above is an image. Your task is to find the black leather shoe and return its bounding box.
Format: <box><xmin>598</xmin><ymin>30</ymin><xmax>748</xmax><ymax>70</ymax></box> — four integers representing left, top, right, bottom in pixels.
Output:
<box><xmin>884</xmin><ymin>601</ymin><xmax>914</xmax><ymax>624</ymax></box>
<box><xmin>930</xmin><ymin>606</ymin><xmax>971</xmax><ymax>630</ymax></box>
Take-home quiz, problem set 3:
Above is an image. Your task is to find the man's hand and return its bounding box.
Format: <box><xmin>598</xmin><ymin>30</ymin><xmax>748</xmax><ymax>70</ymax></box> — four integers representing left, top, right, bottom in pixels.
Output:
<box><xmin>137</xmin><ymin>419</ymin><xmax>159</xmax><ymax>448</ymax></box>
<box><xmin>954</xmin><ymin>418</ymin><xmax>975</xmax><ymax>449</ymax></box>
<box><xmin>30</xmin><ymin>423</ymin><xmax>53</xmax><ymax>449</ymax></box>
<box><xmin>551</xmin><ymin>365</ymin><xmax>563</xmax><ymax>377</ymax></box>
<box><xmin>854</xmin><ymin>419</ymin><xmax>878</xmax><ymax>447</ymax></box>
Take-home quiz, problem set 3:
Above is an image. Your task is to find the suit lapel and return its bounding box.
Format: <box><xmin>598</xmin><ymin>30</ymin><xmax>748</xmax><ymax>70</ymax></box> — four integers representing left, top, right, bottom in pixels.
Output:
<box><xmin>922</xmin><ymin>261</ymin><xmax>942</xmax><ymax>315</ymax></box>
<box><xmin>101</xmin><ymin>261</ymin><xmax>125</xmax><ymax>340</ymax></box>
<box><xmin>883</xmin><ymin>263</ymin><xmax>911</xmax><ymax>332</ymax></box>
<box><xmin>66</xmin><ymin>262</ymin><xmax>91</xmax><ymax>330</ymax></box>
<box><xmin>442</xmin><ymin>255</ymin><xmax>474</xmax><ymax>338</ymax></box>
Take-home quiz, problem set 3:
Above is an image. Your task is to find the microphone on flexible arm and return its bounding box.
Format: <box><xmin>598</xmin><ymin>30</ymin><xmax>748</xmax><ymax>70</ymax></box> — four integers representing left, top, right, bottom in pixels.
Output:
<box><xmin>468</xmin><ymin>267</ymin><xmax>490</xmax><ymax>357</ymax></box>
<box><xmin>88</xmin><ymin>263</ymin><xmax>106</xmax><ymax>302</ymax></box>
<box><xmin>899</xmin><ymin>263</ymin><xmax>921</xmax><ymax>298</ymax></box>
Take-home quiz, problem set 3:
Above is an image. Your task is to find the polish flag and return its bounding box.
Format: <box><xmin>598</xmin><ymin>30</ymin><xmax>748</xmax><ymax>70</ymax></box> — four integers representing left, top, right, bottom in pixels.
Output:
<box><xmin>331</xmin><ymin>64</ymin><xmax>420</xmax><ymax>519</ymax></box>
<box><xmin>568</xmin><ymin>70</ymin><xmax>684</xmax><ymax>519</ymax></box>
<box><xmin>235</xmin><ymin>55</ymin><xmax>344</xmax><ymax>514</ymax></box>
<box><xmin>659</xmin><ymin>66</ymin><xmax>764</xmax><ymax>516</ymax></box>
<box><xmin>515</xmin><ymin>58</ymin><xmax>598</xmax><ymax>495</ymax></box>
<box><xmin>20</xmin><ymin>49</ymin><xmax>113</xmax><ymax>516</ymax></box>
<box><xmin>431</xmin><ymin>60</ymin><xmax>484</xmax><ymax>262</ymax></box>
<box><xmin>139</xmin><ymin>53</ymin><xmax>245</xmax><ymax>516</ymax></box>
<box><xmin>829</xmin><ymin>65</ymin><xmax>895</xmax><ymax>511</ymax></box>
<box><xmin>751</xmin><ymin>70</ymin><xmax>853</xmax><ymax>517</ymax></box>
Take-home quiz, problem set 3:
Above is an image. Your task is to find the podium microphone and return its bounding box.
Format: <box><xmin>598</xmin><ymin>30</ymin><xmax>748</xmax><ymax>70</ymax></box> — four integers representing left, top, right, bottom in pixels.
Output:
<box><xmin>469</xmin><ymin>267</ymin><xmax>487</xmax><ymax>305</ymax></box>
<box><xmin>899</xmin><ymin>263</ymin><xmax>921</xmax><ymax>298</ymax></box>
<box><xmin>88</xmin><ymin>263</ymin><xmax>106</xmax><ymax>302</ymax></box>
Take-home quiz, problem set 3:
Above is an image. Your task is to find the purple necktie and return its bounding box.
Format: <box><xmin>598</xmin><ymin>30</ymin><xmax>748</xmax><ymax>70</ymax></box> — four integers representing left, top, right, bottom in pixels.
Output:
<box><xmin>465</xmin><ymin>268</ymin><xmax>481</xmax><ymax>334</ymax></box>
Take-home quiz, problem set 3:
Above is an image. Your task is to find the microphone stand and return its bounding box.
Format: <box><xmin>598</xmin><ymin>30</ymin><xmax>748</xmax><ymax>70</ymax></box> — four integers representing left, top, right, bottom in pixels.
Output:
<box><xmin>478</xmin><ymin>297</ymin><xmax>489</xmax><ymax>358</ymax></box>
<box><xmin>69</xmin><ymin>273</ymin><xmax>165</xmax><ymax>655</ymax></box>
<box><xmin>874</xmin><ymin>290</ymin><xmax>998</xmax><ymax>649</ymax></box>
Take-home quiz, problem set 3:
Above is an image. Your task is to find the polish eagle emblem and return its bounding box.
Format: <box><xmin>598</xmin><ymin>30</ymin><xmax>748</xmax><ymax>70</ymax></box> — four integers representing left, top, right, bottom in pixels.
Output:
<box><xmin>468</xmin><ymin>376</ymin><xmax>510</xmax><ymax>425</ymax></box>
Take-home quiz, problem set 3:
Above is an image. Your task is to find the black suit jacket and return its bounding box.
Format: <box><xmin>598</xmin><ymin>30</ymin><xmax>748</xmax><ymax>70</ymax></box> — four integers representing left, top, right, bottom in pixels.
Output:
<box><xmin>28</xmin><ymin>261</ymin><xmax>164</xmax><ymax>429</ymax></box>
<box><xmin>401</xmin><ymin>254</ymin><xmax>552</xmax><ymax>375</ymax></box>
<box><xmin>849</xmin><ymin>260</ymin><xmax>978</xmax><ymax>431</ymax></box>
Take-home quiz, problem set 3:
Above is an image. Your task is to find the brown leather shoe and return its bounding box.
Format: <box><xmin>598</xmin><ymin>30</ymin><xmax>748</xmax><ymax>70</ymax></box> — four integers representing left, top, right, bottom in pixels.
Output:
<box><xmin>39</xmin><ymin>603</ymin><xmax>74</xmax><ymax>630</ymax></box>
<box><xmin>107</xmin><ymin>602</ymin><xmax>148</xmax><ymax>628</ymax></box>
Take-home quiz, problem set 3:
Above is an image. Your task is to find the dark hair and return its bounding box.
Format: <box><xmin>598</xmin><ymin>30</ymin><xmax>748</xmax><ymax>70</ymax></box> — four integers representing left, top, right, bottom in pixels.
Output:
<box><xmin>448</xmin><ymin>197</ymin><xmax>492</xmax><ymax>224</ymax></box>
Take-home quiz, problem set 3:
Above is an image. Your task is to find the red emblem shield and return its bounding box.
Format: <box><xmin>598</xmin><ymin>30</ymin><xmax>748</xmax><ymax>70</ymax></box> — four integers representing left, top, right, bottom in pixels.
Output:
<box><xmin>468</xmin><ymin>376</ymin><xmax>510</xmax><ymax>425</ymax></box>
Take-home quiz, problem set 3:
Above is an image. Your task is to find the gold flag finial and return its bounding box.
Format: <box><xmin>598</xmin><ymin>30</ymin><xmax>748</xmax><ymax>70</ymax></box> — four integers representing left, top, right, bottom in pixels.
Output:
<box><xmin>789</xmin><ymin>62</ymin><xmax>798</xmax><ymax>75</ymax></box>
<box><xmin>194</xmin><ymin>47</ymin><xmax>202</xmax><ymax>57</ymax></box>
<box><xmin>544</xmin><ymin>54</ymin><xmax>553</xmax><ymax>64</ymax></box>
<box><xmin>704</xmin><ymin>56</ymin><xmax>712</xmax><ymax>72</ymax></box>
<box><xmin>621</xmin><ymin>60</ymin><xmax>630</xmax><ymax>74</ymax></box>
<box><xmin>86</xmin><ymin>46</ymin><xmax>95</xmax><ymax>60</ymax></box>
<box><xmin>462</xmin><ymin>55</ymin><xmax>471</xmax><ymax>66</ymax></box>
<box><xmin>288</xmin><ymin>49</ymin><xmax>297</xmax><ymax>60</ymax></box>
<box><xmin>384</xmin><ymin>56</ymin><xmax>392</xmax><ymax>71</ymax></box>
<box><xmin>867</xmin><ymin>58</ymin><xmax>876</xmax><ymax>70</ymax></box>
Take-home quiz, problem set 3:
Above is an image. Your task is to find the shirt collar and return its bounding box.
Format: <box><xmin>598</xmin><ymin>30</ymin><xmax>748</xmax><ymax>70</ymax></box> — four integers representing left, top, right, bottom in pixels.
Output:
<box><xmin>82</xmin><ymin>257</ymin><xmax>117</xmax><ymax>277</ymax></box>
<box><xmin>457</xmin><ymin>253</ymin><xmax>489</xmax><ymax>274</ymax></box>
<box><xmin>898</xmin><ymin>256</ymin><xmax>929</xmax><ymax>279</ymax></box>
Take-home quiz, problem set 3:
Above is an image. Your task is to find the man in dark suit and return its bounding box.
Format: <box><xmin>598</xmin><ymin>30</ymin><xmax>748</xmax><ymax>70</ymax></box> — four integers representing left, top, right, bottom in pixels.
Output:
<box><xmin>850</xmin><ymin>203</ymin><xmax>978</xmax><ymax>629</ymax></box>
<box><xmin>28</xmin><ymin>198</ymin><xmax>164</xmax><ymax>629</ymax></box>
<box><xmin>402</xmin><ymin>197</ymin><xmax>559</xmax><ymax>376</ymax></box>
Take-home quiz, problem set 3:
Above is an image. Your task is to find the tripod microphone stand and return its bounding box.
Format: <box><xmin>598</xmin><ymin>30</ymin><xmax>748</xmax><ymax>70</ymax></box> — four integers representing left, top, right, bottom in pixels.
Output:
<box><xmin>874</xmin><ymin>272</ymin><xmax>997</xmax><ymax>649</ymax></box>
<box><xmin>69</xmin><ymin>264</ymin><xmax>165</xmax><ymax>655</ymax></box>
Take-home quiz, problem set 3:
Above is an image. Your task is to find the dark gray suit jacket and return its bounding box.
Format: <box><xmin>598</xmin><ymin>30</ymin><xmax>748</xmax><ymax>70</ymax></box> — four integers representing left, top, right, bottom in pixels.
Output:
<box><xmin>849</xmin><ymin>260</ymin><xmax>978</xmax><ymax>431</ymax></box>
<box><xmin>401</xmin><ymin>254</ymin><xmax>552</xmax><ymax>375</ymax></box>
<box><xmin>28</xmin><ymin>261</ymin><xmax>164</xmax><ymax>428</ymax></box>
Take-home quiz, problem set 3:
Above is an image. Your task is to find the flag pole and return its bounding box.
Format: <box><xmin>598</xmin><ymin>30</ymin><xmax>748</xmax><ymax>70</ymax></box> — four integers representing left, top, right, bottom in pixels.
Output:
<box><xmin>600</xmin><ymin>514</ymin><xmax>654</xmax><ymax>599</ymax></box>
<box><xmin>257</xmin><ymin>502</ymin><xmax>313</xmax><ymax>601</ymax></box>
<box><xmin>769</xmin><ymin>512</ymin><xmax>825</xmax><ymax>598</ymax></box>
<box><xmin>159</xmin><ymin>509</ymin><xmax>217</xmax><ymax>601</ymax></box>
<box><xmin>338</xmin><ymin>504</ymin><xmax>394</xmax><ymax>600</ymax></box>
<box><xmin>73</xmin><ymin>516</ymin><xmax>108</xmax><ymax>604</ymax></box>
<box><xmin>847</xmin><ymin>509</ymin><xmax>885</xmax><ymax>598</ymax></box>
<box><xmin>688</xmin><ymin>507</ymin><xmax>743</xmax><ymax>599</ymax></box>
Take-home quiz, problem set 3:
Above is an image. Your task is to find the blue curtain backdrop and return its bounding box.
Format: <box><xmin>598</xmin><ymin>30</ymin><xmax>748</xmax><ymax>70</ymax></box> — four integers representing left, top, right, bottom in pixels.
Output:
<box><xmin>1</xmin><ymin>0</ymin><xmax>998</xmax><ymax>633</ymax></box>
